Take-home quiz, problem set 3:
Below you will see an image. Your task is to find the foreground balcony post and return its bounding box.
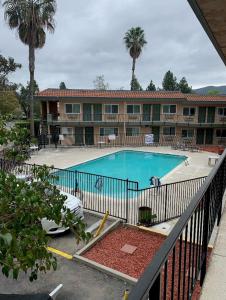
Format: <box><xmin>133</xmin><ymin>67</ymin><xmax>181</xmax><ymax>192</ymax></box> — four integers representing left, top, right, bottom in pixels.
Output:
<box><xmin>149</xmin><ymin>273</ymin><xmax>161</xmax><ymax>300</ymax></box>
<box><xmin>200</xmin><ymin>187</ymin><xmax>211</xmax><ymax>286</ymax></box>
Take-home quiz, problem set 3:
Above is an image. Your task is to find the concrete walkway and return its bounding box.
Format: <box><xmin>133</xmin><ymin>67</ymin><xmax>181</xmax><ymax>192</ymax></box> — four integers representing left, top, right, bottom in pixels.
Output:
<box><xmin>200</xmin><ymin>198</ymin><xmax>226</xmax><ymax>300</ymax></box>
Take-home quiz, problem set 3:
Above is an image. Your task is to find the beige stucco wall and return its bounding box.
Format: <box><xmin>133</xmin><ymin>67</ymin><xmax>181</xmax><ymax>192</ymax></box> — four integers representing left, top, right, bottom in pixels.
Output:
<box><xmin>45</xmin><ymin>99</ymin><xmax>226</xmax><ymax>127</ymax></box>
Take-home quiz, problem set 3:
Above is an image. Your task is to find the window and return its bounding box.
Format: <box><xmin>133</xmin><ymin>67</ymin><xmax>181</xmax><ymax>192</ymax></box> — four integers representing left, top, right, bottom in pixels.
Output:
<box><xmin>105</xmin><ymin>104</ymin><xmax>118</xmax><ymax>114</ymax></box>
<box><xmin>61</xmin><ymin>127</ymin><xmax>73</xmax><ymax>135</ymax></box>
<box><xmin>163</xmin><ymin>127</ymin><xmax>176</xmax><ymax>136</ymax></box>
<box><xmin>65</xmin><ymin>104</ymin><xmax>80</xmax><ymax>114</ymax></box>
<box><xmin>218</xmin><ymin>108</ymin><xmax>226</xmax><ymax>116</ymax></box>
<box><xmin>182</xmin><ymin>129</ymin><xmax>194</xmax><ymax>138</ymax></box>
<box><xmin>100</xmin><ymin>128</ymin><xmax>118</xmax><ymax>136</ymax></box>
<box><xmin>216</xmin><ymin>129</ymin><xmax>226</xmax><ymax>138</ymax></box>
<box><xmin>183</xmin><ymin>107</ymin><xmax>196</xmax><ymax>116</ymax></box>
<box><xmin>163</xmin><ymin>104</ymin><xmax>176</xmax><ymax>114</ymax></box>
<box><xmin>127</xmin><ymin>105</ymin><xmax>140</xmax><ymax>114</ymax></box>
<box><xmin>126</xmin><ymin>127</ymin><xmax>140</xmax><ymax>136</ymax></box>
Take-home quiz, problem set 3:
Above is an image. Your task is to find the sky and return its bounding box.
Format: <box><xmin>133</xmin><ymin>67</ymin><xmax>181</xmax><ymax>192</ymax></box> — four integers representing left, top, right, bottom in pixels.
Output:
<box><xmin>0</xmin><ymin>0</ymin><xmax>226</xmax><ymax>91</ymax></box>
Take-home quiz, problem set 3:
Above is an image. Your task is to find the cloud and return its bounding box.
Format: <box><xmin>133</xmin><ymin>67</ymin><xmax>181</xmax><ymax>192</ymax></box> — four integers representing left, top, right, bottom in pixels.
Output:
<box><xmin>0</xmin><ymin>0</ymin><xmax>226</xmax><ymax>90</ymax></box>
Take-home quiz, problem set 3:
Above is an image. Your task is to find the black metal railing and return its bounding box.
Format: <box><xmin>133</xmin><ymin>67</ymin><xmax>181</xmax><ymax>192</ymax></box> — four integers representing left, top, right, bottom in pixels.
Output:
<box><xmin>43</xmin><ymin>112</ymin><xmax>226</xmax><ymax>126</ymax></box>
<box><xmin>0</xmin><ymin>159</ymin><xmax>137</xmax><ymax>222</ymax></box>
<box><xmin>39</xmin><ymin>132</ymin><xmax>200</xmax><ymax>149</ymax></box>
<box><xmin>129</xmin><ymin>176</ymin><xmax>207</xmax><ymax>225</ymax></box>
<box><xmin>128</xmin><ymin>150</ymin><xmax>226</xmax><ymax>300</ymax></box>
<box><xmin>0</xmin><ymin>158</ymin><xmax>207</xmax><ymax>227</ymax></box>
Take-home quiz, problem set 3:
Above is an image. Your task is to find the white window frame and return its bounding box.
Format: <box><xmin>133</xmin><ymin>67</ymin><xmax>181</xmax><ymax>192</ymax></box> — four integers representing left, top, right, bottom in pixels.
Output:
<box><xmin>126</xmin><ymin>127</ymin><xmax>140</xmax><ymax>136</ymax></box>
<box><xmin>99</xmin><ymin>127</ymin><xmax>119</xmax><ymax>136</ymax></box>
<box><xmin>181</xmin><ymin>129</ymin><xmax>194</xmax><ymax>138</ymax></box>
<box><xmin>65</xmin><ymin>103</ymin><xmax>81</xmax><ymax>114</ymax></box>
<box><xmin>183</xmin><ymin>107</ymin><xmax>196</xmax><ymax>116</ymax></box>
<box><xmin>104</xmin><ymin>104</ymin><xmax>119</xmax><ymax>114</ymax></box>
<box><xmin>162</xmin><ymin>104</ymin><xmax>177</xmax><ymax>114</ymax></box>
<box><xmin>218</xmin><ymin>107</ymin><xmax>226</xmax><ymax>116</ymax></box>
<box><xmin>163</xmin><ymin>127</ymin><xmax>176</xmax><ymax>136</ymax></box>
<box><xmin>61</xmin><ymin>127</ymin><xmax>73</xmax><ymax>135</ymax></box>
<box><xmin>127</xmin><ymin>104</ymin><xmax>141</xmax><ymax>114</ymax></box>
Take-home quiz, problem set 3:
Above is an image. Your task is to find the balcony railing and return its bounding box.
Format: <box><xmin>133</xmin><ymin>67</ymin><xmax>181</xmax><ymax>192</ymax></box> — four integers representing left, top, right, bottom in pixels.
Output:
<box><xmin>128</xmin><ymin>150</ymin><xmax>226</xmax><ymax>300</ymax></box>
<box><xmin>43</xmin><ymin>113</ymin><xmax>226</xmax><ymax>125</ymax></box>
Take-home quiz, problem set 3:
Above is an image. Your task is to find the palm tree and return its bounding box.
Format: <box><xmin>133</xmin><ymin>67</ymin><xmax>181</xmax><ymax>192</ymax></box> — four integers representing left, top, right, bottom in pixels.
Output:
<box><xmin>123</xmin><ymin>27</ymin><xmax>147</xmax><ymax>85</ymax></box>
<box><xmin>3</xmin><ymin>0</ymin><xmax>56</xmax><ymax>136</ymax></box>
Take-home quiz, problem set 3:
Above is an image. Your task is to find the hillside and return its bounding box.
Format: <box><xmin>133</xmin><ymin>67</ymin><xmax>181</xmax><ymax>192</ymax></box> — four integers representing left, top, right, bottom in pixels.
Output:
<box><xmin>194</xmin><ymin>85</ymin><xmax>226</xmax><ymax>95</ymax></box>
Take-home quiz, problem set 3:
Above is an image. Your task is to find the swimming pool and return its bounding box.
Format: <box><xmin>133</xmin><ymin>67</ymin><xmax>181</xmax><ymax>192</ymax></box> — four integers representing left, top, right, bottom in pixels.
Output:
<box><xmin>55</xmin><ymin>151</ymin><xmax>186</xmax><ymax>193</ymax></box>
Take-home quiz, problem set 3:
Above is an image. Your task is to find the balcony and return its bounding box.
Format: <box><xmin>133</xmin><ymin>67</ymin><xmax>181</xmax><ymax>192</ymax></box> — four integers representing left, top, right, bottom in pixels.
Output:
<box><xmin>42</xmin><ymin>113</ymin><xmax>226</xmax><ymax>127</ymax></box>
<box><xmin>128</xmin><ymin>150</ymin><xmax>226</xmax><ymax>300</ymax></box>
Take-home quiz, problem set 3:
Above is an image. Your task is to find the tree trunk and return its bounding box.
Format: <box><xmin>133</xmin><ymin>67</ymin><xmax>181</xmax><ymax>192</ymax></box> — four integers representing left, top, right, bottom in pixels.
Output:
<box><xmin>132</xmin><ymin>57</ymin><xmax>136</xmax><ymax>80</ymax></box>
<box><xmin>29</xmin><ymin>45</ymin><xmax>35</xmax><ymax>137</ymax></box>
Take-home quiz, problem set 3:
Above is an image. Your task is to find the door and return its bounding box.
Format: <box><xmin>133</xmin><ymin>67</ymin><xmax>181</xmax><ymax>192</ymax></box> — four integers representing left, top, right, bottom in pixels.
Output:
<box><xmin>85</xmin><ymin>127</ymin><xmax>94</xmax><ymax>145</ymax></box>
<box><xmin>152</xmin><ymin>104</ymin><xmax>161</xmax><ymax>121</ymax></box>
<box><xmin>196</xmin><ymin>128</ymin><xmax>205</xmax><ymax>144</ymax></box>
<box><xmin>74</xmin><ymin>127</ymin><xmax>84</xmax><ymax>146</ymax></box>
<box><xmin>207</xmin><ymin>107</ymin><xmax>215</xmax><ymax>123</ymax></box>
<box><xmin>93</xmin><ymin>104</ymin><xmax>102</xmax><ymax>121</ymax></box>
<box><xmin>152</xmin><ymin>126</ymin><xmax>160</xmax><ymax>142</ymax></box>
<box><xmin>198</xmin><ymin>107</ymin><xmax>206</xmax><ymax>123</ymax></box>
<box><xmin>143</xmin><ymin>104</ymin><xmax>151</xmax><ymax>121</ymax></box>
<box><xmin>205</xmin><ymin>128</ymin><xmax>213</xmax><ymax>144</ymax></box>
<box><xmin>83</xmin><ymin>104</ymin><xmax>92</xmax><ymax>121</ymax></box>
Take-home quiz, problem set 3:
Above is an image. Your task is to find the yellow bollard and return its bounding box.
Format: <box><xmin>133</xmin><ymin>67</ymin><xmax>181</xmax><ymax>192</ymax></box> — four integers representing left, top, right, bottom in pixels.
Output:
<box><xmin>94</xmin><ymin>211</ymin><xmax>109</xmax><ymax>238</ymax></box>
<box><xmin>123</xmin><ymin>289</ymin><xmax>129</xmax><ymax>300</ymax></box>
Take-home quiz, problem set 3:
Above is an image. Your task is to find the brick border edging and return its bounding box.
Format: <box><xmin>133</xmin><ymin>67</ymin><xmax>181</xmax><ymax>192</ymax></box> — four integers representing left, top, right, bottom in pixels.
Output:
<box><xmin>73</xmin><ymin>254</ymin><xmax>137</xmax><ymax>285</ymax></box>
<box><xmin>74</xmin><ymin>219</ymin><xmax>138</xmax><ymax>285</ymax></box>
<box><xmin>76</xmin><ymin>218</ymin><xmax>121</xmax><ymax>256</ymax></box>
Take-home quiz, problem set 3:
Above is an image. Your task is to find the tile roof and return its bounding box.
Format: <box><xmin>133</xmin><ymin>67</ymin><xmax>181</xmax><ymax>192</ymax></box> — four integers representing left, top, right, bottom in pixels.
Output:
<box><xmin>37</xmin><ymin>88</ymin><xmax>226</xmax><ymax>102</ymax></box>
<box><xmin>37</xmin><ymin>88</ymin><xmax>185</xmax><ymax>99</ymax></box>
<box><xmin>186</xmin><ymin>94</ymin><xmax>226</xmax><ymax>102</ymax></box>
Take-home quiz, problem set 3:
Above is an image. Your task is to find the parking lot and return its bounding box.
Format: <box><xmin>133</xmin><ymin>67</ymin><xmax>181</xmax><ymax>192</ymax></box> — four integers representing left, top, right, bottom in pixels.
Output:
<box><xmin>48</xmin><ymin>211</ymin><xmax>114</xmax><ymax>255</ymax></box>
<box><xmin>0</xmin><ymin>211</ymin><xmax>132</xmax><ymax>299</ymax></box>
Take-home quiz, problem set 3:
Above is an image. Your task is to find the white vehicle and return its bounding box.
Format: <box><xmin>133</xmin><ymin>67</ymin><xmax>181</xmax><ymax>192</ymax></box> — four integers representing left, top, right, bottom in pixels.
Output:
<box><xmin>15</xmin><ymin>174</ymin><xmax>84</xmax><ymax>234</ymax></box>
<box><xmin>41</xmin><ymin>191</ymin><xmax>84</xmax><ymax>235</ymax></box>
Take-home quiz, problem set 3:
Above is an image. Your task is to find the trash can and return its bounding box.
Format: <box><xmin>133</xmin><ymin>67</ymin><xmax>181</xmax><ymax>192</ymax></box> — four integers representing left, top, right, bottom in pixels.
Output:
<box><xmin>138</xmin><ymin>206</ymin><xmax>155</xmax><ymax>226</ymax></box>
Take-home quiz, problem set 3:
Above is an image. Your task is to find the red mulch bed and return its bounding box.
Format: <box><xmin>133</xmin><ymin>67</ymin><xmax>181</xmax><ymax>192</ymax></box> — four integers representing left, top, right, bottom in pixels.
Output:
<box><xmin>83</xmin><ymin>226</ymin><xmax>165</xmax><ymax>278</ymax></box>
<box><xmin>200</xmin><ymin>145</ymin><xmax>225</xmax><ymax>154</ymax></box>
<box><xmin>83</xmin><ymin>226</ymin><xmax>212</xmax><ymax>300</ymax></box>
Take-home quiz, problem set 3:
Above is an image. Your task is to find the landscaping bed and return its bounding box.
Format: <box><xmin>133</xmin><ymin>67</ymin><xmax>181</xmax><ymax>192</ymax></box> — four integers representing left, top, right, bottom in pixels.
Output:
<box><xmin>82</xmin><ymin>225</ymin><xmax>212</xmax><ymax>299</ymax></box>
<box><xmin>83</xmin><ymin>225</ymin><xmax>166</xmax><ymax>279</ymax></box>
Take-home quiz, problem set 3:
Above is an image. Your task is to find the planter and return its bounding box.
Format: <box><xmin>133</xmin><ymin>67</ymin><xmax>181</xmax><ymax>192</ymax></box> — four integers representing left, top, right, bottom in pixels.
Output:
<box><xmin>138</xmin><ymin>206</ymin><xmax>156</xmax><ymax>226</ymax></box>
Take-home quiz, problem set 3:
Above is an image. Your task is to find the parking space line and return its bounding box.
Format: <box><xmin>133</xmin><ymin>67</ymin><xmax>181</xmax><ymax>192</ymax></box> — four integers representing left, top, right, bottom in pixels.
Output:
<box><xmin>47</xmin><ymin>246</ymin><xmax>73</xmax><ymax>260</ymax></box>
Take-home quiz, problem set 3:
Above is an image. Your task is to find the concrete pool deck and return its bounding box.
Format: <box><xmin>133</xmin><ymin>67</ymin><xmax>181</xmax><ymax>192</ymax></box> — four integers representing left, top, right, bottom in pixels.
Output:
<box><xmin>28</xmin><ymin>146</ymin><xmax>215</xmax><ymax>184</ymax></box>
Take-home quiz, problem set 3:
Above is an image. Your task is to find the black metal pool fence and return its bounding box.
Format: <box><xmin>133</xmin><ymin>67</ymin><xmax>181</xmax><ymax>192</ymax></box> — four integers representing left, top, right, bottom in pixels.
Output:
<box><xmin>0</xmin><ymin>158</ymin><xmax>206</xmax><ymax>225</ymax></box>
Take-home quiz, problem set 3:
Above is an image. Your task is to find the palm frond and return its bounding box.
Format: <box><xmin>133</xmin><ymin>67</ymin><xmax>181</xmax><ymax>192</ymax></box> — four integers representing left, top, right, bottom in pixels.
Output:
<box><xmin>3</xmin><ymin>0</ymin><xmax>56</xmax><ymax>48</ymax></box>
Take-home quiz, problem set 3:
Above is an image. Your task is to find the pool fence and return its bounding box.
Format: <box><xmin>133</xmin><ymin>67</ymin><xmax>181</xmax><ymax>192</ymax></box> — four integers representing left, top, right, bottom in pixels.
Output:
<box><xmin>0</xmin><ymin>159</ymin><xmax>206</xmax><ymax>225</ymax></box>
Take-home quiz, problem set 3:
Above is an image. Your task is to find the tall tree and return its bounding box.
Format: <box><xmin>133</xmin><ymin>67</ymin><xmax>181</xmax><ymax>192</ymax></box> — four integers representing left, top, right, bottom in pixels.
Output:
<box><xmin>3</xmin><ymin>0</ymin><xmax>57</xmax><ymax>136</ymax></box>
<box><xmin>131</xmin><ymin>75</ymin><xmax>143</xmax><ymax>91</ymax></box>
<box><xmin>18</xmin><ymin>80</ymin><xmax>39</xmax><ymax>118</ymax></box>
<box><xmin>178</xmin><ymin>77</ymin><xmax>192</xmax><ymax>93</ymax></box>
<box><xmin>59</xmin><ymin>81</ymin><xmax>66</xmax><ymax>90</ymax></box>
<box><xmin>146</xmin><ymin>80</ymin><xmax>156</xmax><ymax>91</ymax></box>
<box><xmin>123</xmin><ymin>27</ymin><xmax>147</xmax><ymax>84</ymax></box>
<box><xmin>93</xmin><ymin>75</ymin><xmax>109</xmax><ymax>90</ymax></box>
<box><xmin>0</xmin><ymin>115</ymin><xmax>91</xmax><ymax>281</ymax></box>
<box><xmin>162</xmin><ymin>70</ymin><xmax>178</xmax><ymax>91</ymax></box>
<box><xmin>0</xmin><ymin>54</ymin><xmax>21</xmax><ymax>90</ymax></box>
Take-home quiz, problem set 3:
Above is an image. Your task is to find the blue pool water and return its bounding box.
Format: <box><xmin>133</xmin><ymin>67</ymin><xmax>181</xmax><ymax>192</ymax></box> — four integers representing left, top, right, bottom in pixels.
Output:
<box><xmin>55</xmin><ymin>151</ymin><xmax>186</xmax><ymax>196</ymax></box>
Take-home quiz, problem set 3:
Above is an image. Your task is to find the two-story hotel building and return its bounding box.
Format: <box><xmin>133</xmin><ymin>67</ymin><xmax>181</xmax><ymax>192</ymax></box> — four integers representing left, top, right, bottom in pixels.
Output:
<box><xmin>36</xmin><ymin>89</ymin><xmax>226</xmax><ymax>147</ymax></box>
